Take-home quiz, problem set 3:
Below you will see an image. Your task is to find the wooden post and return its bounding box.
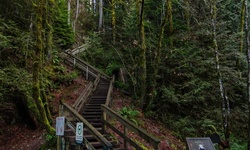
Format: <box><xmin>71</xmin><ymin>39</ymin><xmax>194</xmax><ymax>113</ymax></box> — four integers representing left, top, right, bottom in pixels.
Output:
<box><xmin>86</xmin><ymin>66</ymin><xmax>89</xmax><ymax>80</ymax></box>
<box><xmin>124</xmin><ymin>126</ymin><xmax>127</xmax><ymax>149</ymax></box>
<box><xmin>57</xmin><ymin>104</ymin><xmax>63</xmax><ymax>150</ymax></box>
<box><xmin>102</xmin><ymin>110</ymin><xmax>107</xmax><ymax>134</ymax></box>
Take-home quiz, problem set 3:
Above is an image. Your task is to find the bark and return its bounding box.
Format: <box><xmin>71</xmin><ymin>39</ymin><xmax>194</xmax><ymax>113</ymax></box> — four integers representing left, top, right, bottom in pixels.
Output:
<box><xmin>137</xmin><ymin>0</ymin><xmax>147</xmax><ymax>108</ymax></box>
<box><xmin>238</xmin><ymin>0</ymin><xmax>246</xmax><ymax>69</ymax></box>
<box><xmin>45</xmin><ymin>0</ymin><xmax>54</xmax><ymax>62</ymax></box>
<box><xmin>98</xmin><ymin>0</ymin><xmax>103</xmax><ymax>31</ymax></box>
<box><xmin>240</xmin><ymin>0</ymin><xmax>246</xmax><ymax>54</ymax></box>
<box><xmin>167</xmin><ymin>0</ymin><xmax>173</xmax><ymax>52</ymax></box>
<box><xmin>73</xmin><ymin>0</ymin><xmax>80</xmax><ymax>32</ymax></box>
<box><xmin>33</xmin><ymin>0</ymin><xmax>54</xmax><ymax>134</ymax></box>
<box><xmin>211</xmin><ymin>0</ymin><xmax>230</xmax><ymax>147</ymax></box>
<box><xmin>110</xmin><ymin>0</ymin><xmax>116</xmax><ymax>43</ymax></box>
<box><xmin>68</xmin><ymin>0</ymin><xmax>71</xmax><ymax>25</ymax></box>
<box><xmin>245</xmin><ymin>0</ymin><xmax>250</xmax><ymax>148</ymax></box>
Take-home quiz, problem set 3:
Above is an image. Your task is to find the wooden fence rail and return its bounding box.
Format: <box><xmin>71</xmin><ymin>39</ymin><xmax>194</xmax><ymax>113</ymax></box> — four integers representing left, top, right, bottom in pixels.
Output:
<box><xmin>60</xmin><ymin>102</ymin><xmax>113</xmax><ymax>149</ymax></box>
<box><xmin>64</xmin><ymin>51</ymin><xmax>110</xmax><ymax>80</ymax></box>
<box><xmin>73</xmin><ymin>74</ymin><xmax>101</xmax><ymax>113</ymax></box>
<box><xmin>101</xmin><ymin>104</ymin><xmax>160</xmax><ymax>150</ymax></box>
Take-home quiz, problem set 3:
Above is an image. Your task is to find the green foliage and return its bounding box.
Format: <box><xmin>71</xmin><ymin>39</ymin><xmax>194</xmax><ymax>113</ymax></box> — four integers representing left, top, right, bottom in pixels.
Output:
<box><xmin>106</xmin><ymin>62</ymin><xmax>122</xmax><ymax>76</ymax></box>
<box><xmin>44</xmin><ymin>65</ymin><xmax>78</xmax><ymax>89</ymax></box>
<box><xmin>53</xmin><ymin>0</ymin><xmax>74</xmax><ymax>49</ymax></box>
<box><xmin>119</xmin><ymin>106</ymin><xmax>140</xmax><ymax>125</ymax></box>
<box><xmin>40</xmin><ymin>133</ymin><xmax>57</xmax><ymax>149</ymax></box>
<box><xmin>230</xmin><ymin>135</ymin><xmax>247</xmax><ymax>150</ymax></box>
<box><xmin>114</xmin><ymin>80</ymin><xmax>128</xmax><ymax>90</ymax></box>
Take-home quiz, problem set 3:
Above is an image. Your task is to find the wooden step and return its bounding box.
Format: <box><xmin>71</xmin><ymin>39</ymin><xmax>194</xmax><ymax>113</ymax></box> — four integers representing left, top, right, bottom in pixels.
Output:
<box><xmin>83</xmin><ymin>112</ymin><xmax>102</xmax><ymax>115</ymax></box>
<box><xmin>84</xmin><ymin>109</ymin><xmax>102</xmax><ymax>112</ymax></box>
<box><xmin>85</xmin><ymin>104</ymin><xmax>101</xmax><ymax>107</ymax></box>
<box><xmin>64</xmin><ymin>129</ymin><xmax>75</xmax><ymax>136</ymax></box>
<box><xmin>85</xmin><ymin>118</ymin><xmax>102</xmax><ymax>123</ymax></box>
<box><xmin>91</xmin><ymin>96</ymin><xmax>107</xmax><ymax>99</ymax></box>
<box><xmin>84</xmin><ymin>128</ymin><xmax>102</xmax><ymax>135</ymax></box>
<box><xmin>82</xmin><ymin>115</ymin><xmax>102</xmax><ymax>119</ymax></box>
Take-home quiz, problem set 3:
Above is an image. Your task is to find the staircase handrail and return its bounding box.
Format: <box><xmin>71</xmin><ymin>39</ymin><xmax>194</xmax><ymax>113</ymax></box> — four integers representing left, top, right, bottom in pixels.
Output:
<box><xmin>105</xmin><ymin>75</ymin><xmax>115</xmax><ymax>106</ymax></box>
<box><xmin>65</xmin><ymin>44</ymin><xmax>87</xmax><ymax>55</ymax></box>
<box><xmin>61</xmin><ymin>102</ymin><xmax>113</xmax><ymax>149</ymax></box>
<box><xmin>101</xmin><ymin>104</ymin><xmax>160</xmax><ymax>149</ymax></box>
<box><xmin>73</xmin><ymin>82</ymin><xmax>93</xmax><ymax>110</ymax></box>
<box><xmin>64</xmin><ymin>50</ymin><xmax>110</xmax><ymax>80</ymax></box>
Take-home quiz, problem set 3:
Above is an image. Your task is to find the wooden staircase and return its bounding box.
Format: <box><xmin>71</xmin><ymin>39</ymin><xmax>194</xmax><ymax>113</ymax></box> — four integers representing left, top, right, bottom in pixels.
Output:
<box><xmin>59</xmin><ymin>48</ymin><xmax>160</xmax><ymax>150</ymax></box>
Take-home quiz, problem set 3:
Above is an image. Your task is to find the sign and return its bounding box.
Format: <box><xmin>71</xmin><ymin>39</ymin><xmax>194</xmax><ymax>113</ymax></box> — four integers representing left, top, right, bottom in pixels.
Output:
<box><xmin>76</xmin><ymin>122</ymin><xmax>84</xmax><ymax>144</ymax></box>
<box><xmin>186</xmin><ymin>137</ymin><xmax>215</xmax><ymax>150</ymax></box>
<box><xmin>56</xmin><ymin>116</ymin><xmax>65</xmax><ymax>136</ymax></box>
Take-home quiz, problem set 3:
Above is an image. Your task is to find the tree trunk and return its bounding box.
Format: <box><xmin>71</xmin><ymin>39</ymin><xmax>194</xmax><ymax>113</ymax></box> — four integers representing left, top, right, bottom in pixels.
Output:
<box><xmin>211</xmin><ymin>0</ymin><xmax>230</xmax><ymax>147</ymax></box>
<box><xmin>145</xmin><ymin>0</ymin><xmax>168</xmax><ymax>111</ymax></box>
<box><xmin>244</xmin><ymin>0</ymin><xmax>250</xmax><ymax>148</ymax></box>
<box><xmin>137</xmin><ymin>0</ymin><xmax>147</xmax><ymax>108</ymax></box>
<box><xmin>34</xmin><ymin>0</ymin><xmax>54</xmax><ymax>134</ymax></box>
<box><xmin>98</xmin><ymin>0</ymin><xmax>103</xmax><ymax>32</ymax></box>
<box><xmin>238</xmin><ymin>0</ymin><xmax>246</xmax><ymax>69</ymax></box>
<box><xmin>110</xmin><ymin>0</ymin><xmax>116</xmax><ymax>43</ymax></box>
<box><xmin>45</xmin><ymin>0</ymin><xmax>54</xmax><ymax>62</ymax></box>
<box><xmin>73</xmin><ymin>0</ymin><xmax>80</xmax><ymax>33</ymax></box>
<box><xmin>68</xmin><ymin>0</ymin><xmax>71</xmax><ymax>25</ymax></box>
<box><xmin>167</xmin><ymin>0</ymin><xmax>173</xmax><ymax>52</ymax></box>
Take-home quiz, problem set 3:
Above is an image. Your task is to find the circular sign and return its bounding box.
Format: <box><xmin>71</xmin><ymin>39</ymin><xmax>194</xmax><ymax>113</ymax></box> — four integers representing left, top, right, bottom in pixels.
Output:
<box><xmin>78</xmin><ymin>124</ymin><xmax>82</xmax><ymax>135</ymax></box>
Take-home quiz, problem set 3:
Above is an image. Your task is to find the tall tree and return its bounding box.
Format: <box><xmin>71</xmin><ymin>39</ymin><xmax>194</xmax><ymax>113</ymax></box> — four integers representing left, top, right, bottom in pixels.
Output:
<box><xmin>73</xmin><ymin>0</ymin><xmax>80</xmax><ymax>32</ymax></box>
<box><xmin>237</xmin><ymin>0</ymin><xmax>246</xmax><ymax>70</ymax></box>
<box><xmin>98</xmin><ymin>0</ymin><xmax>103</xmax><ymax>31</ymax></box>
<box><xmin>137</xmin><ymin>0</ymin><xmax>147</xmax><ymax>107</ymax></box>
<box><xmin>33</xmin><ymin>0</ymin><xmax>54</xmax><ymax>134</ymax></box>
<box><xmin>110</xmin><ymin>0</ymin><xmax>116</xmax><ymax>43</ymax></box>
<box><xmin>244</xmin><ymin>0</ymin><xmax>250</xmax><ymax>148</ymax></box>
<box><xmin>167</xmin><ymin>0</ymin><xmax>173</xmax><ymax>51</ymax></box>
<box><xmin>211</xmin><ymin>0</ymin><xmax>230</xmax><ymax>147</ymax></box>
<box><xmin>68</xmin><ymin>0</ymin><xmax>71</xmax><ymax>25</ymax></box>
<box><xmin>145</xmin><ymin>0</ymin><xmax>168</xmax><ymax>111</ymax></box>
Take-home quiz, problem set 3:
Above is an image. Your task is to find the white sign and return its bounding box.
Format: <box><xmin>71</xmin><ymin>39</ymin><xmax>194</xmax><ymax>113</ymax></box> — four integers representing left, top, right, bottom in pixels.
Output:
<box><xmin>56</xmin><ymin>116</ymin><xmax>65</xmax><ymax>136</ymax></box>
<box><xmin>76</xmin><ymin>122</ymin><xmax>84</xmax><ymax>143</ymax></box>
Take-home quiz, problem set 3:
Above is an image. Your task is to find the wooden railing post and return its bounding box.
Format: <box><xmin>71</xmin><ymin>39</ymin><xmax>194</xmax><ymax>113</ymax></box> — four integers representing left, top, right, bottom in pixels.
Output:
<box><xmin>57</xmin><ymin>104</ymin><xmax>64</xmax><ymax>150</ymax></box>
<box><xmin>86</xmin><ymin>66</ymin><xmax>89</xmax><ymax>80</ymax></box>
<box><xmin>103</xmin><ymin>111</ymin><xmax>107</xmax><ymax>134</ymax></box>
<box><xmin>124</xmin><ymin>126</ymin><xmax>128</xmax><ymax>149</ymax></box>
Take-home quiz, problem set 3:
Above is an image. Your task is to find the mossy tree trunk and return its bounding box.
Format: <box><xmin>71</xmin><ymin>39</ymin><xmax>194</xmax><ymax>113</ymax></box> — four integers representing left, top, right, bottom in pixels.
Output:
<box><xmin>167</xmin><ymin>0</ymin><xmax>173</xmax><ymax>52</ymax></box>
<box><xmin>238</xmin><ymin>0</ymin><xmax>246</xmax><ymax>69</ymax></box>
<box><xmin>33</xmin><ymin>0</ymin><xmax>54</xmax><ymax>134</ymax></box>
<box><xmin>137</xmin><ymin>0</ymin><xmax>147</xmax><ymax>108</ymax></box>
<box><xmin>110</xmin><ymin>0</ymin><xmax>116</xmax><ymax>43</ymax></box>
<box><xmin>244</xmin><ymin>0</ymin><xmax>250</xmax><ymax>148</ymax></box>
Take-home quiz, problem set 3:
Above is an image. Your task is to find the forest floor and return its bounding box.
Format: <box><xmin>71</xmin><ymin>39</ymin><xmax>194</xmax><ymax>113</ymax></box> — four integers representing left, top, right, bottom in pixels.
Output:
<box><xmin>0</xmin><ymin>67</ymin><xmax>185</xmax><ymax>150</ymax></box>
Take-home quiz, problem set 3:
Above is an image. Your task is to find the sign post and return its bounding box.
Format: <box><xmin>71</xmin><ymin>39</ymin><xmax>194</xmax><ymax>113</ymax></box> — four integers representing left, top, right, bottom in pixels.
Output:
<box><xmin>56</xmin><ymin>116</ymin><xmax>65</xmax><ymax>136</ymax></box>
<box><xmin>76</xmin><ymin>122</ymin><xmax>84</xmax><ymax>144</ymax></box>
<box><xmin>186</xmin><ymin>137</ymin><xmax>215</xmax><ymax>150</ymax></box>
